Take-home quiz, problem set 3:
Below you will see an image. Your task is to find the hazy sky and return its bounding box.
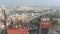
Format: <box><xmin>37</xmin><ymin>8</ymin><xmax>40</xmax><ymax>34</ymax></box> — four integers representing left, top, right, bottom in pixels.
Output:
<box><xmin>0</xmin><ymin>0</ymin><xmax>40</xmax><ymax>7</ymax></box>
<box><xmin>0</xmin><ymin>0</ymin><xmax>60</xmax><ymax>7</ymax></box>
<box><xmin>40</xmin><ymin>0</ymin><xmax>60</xmax><ymax>7</ymax></box>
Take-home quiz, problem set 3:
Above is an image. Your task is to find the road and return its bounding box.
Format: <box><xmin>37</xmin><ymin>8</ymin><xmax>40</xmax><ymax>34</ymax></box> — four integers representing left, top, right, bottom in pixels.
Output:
<box><xmin>29</xmin><ymin>29</ymin><xmax>37</xmax><ymax>34</ymax></box>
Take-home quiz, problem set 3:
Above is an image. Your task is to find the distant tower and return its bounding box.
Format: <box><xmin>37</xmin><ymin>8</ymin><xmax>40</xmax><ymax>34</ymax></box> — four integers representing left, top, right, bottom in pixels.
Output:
<box><xmin>2</xmin><ymin>5</ymin><xmax>7</xmax><ymax>19</ymax></box>
<box><xmin>1</xmin><ymin>5</ymin><xmax>7</xmax><ymax>34</ymax></box>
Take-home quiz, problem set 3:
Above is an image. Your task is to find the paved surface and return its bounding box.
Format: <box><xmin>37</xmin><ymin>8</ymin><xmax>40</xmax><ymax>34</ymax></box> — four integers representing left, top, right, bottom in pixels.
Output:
<box><xmin>29</xmin><ymin>30</ymin><xmax>37</xmax><ymax>34</ymax></box>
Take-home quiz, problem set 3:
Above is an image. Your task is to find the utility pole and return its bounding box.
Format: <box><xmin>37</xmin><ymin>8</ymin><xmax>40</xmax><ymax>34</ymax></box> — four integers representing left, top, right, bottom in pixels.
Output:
<box><xmin>37</xmin><ymin>16</ymin><xmax>41</xmax><ymax>34</ymax></box>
